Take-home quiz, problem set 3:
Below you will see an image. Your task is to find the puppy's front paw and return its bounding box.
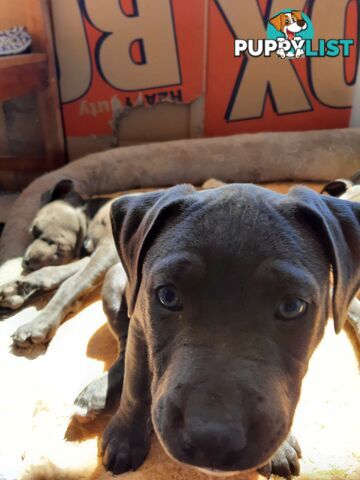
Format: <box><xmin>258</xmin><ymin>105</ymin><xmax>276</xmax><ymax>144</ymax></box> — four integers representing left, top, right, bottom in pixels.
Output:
<box><xmin>101</xmin><ymin>416</ymin><xmax>150</xmax><ymax>474</ymax></box>
<box><xmin>73</xmin><ymin>374</ymin><xmax>108</xmax><ymax>421</ymax></box>
<box><xmin>258</xmin><ymin>433</ymin><xmax>301</xmax><ymax>479</ymax></box>
<box><xmin>0</xmin><ymin>279</ymin><xmax>34</xmax><ymax>310</ymax></box>
<box><xmin>11</xmin><ymin>314</ymin><xmax>57</xmax><ymax>348</ymax></box>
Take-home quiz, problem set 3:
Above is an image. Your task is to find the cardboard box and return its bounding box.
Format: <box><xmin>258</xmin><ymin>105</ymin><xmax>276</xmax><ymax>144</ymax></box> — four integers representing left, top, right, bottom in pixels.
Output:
<box><xmin>50</xmin><ymin>0</ymin><xmax>360</xmax><ymax>158</ymax></box>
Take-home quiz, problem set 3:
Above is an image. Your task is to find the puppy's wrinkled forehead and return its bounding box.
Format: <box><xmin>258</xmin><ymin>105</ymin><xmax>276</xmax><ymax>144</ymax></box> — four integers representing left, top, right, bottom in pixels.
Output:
<box><xmin>143</xmin><ymin>187</ymin><xmax>323</xmax><ymax>301</ymax></box>
<box><xmin>147</xmin><ymin>186</ymin><xmax>305</xmax><ymax>264</ymax></box>
<box><xmin>34</xmin><ymin>201</ymin><xmax>80</xmax><ymax>232</ymax></box>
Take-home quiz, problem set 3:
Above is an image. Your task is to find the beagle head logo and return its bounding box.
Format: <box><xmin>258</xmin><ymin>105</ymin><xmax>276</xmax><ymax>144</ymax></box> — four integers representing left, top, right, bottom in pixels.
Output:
<box><xmin>267</xmin><ymin>9</ymin><xmax>313</xmax><ymax>58</ymax></box>
<box><xmin>269</xmin><ymin>11</ymin><xmax>307</xmax><ymax>41</ymax></box>
<box><xmin>235</xmin><ymin>10</ymin><xmax>353</xmax><ymax>59</ymax></box>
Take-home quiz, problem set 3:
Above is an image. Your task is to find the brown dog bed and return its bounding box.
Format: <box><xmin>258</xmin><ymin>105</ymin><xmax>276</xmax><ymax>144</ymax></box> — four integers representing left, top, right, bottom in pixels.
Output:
<box><xmin>1</xmin><ymin>128</ymin><xmax>360</xmax><ymax>263</ymax></box>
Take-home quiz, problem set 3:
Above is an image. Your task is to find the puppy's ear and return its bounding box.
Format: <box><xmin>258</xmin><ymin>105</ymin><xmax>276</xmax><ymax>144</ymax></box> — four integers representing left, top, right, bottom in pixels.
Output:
<box><xmin>41</xmin><ymin>179</ymin><xmax>74</xmax><ymax>204</ymax></box>
<box><xmin>291</xmin><ymin>10</ymin><xmax>303</xmax><ymax>21</ymax></box>
<box><xmin>289</xmin><ymin>187</ymin><xmax>360</xmax><ymax>333</ymax></box>
<box><xmin>41</xmin><ymin>179</ymin><xmax>85</xmax><ymax>206</ymax></box>
<box><xmin>269</xmin><ymin>13</ymin><xmax>283</xmax><ymax>31</ymax></box>
<box><xmin>111</xmin><ymin>184</ymin><xmax>196</xmax><ymax>316</ymax></box>
<box><xmin>321</xmin><ymin>179</ymin><xmax>351</xmax><ymax>197</ymax></box>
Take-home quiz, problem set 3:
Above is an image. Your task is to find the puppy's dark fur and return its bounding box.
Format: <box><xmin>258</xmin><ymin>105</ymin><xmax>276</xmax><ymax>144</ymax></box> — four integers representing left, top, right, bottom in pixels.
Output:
<box><xmin>96</xmin><ymin>183</ymin><xmax>360</xmax><ymax>477</ymax></box>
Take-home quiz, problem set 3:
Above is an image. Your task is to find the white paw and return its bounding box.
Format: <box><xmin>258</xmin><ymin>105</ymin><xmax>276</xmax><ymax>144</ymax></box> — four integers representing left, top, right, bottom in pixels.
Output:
<box><xmin>73</xmin><ymin>374</ymin><xmax>109</xmax><ymax>422</ymax></box>
<box><xmin>11</xmin><ymin>313</ymin><xmax>58</xmax><ymax>347</ymax></box>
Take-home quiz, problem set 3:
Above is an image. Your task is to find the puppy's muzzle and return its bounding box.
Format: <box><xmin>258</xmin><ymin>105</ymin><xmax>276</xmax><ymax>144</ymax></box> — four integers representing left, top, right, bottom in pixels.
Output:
<box><xmin>184</xmin><ymin>425</ymin><xmax>247</xmax><ymax>469</ymax></box>
<box><xmin>22</xmin><ymin>255</ymin><xmax>37</xmax><ymax>271</ymax></box>
<box><xmin>159</xmin><ymin>390</ymin><xmax>274</xmax><ymax>472</ymax></box>
<box><xmin>170</xmin><ymin>406</ymin><xmax>248</xmax><ymax>470</ymax></box>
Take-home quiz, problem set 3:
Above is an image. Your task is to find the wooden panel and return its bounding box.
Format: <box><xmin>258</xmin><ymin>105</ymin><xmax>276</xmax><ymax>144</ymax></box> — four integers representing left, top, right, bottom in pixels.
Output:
<box><xmin>0</xmin><ymin>171</ymin><xmax>18</xmax><ymax>191</ymax></box>
<box><xmin>0</xmin><ymin>156</ymin><xmax>45</xmax><ymax>171</ymax></box>
<box><xmin>26</xmin><ymin>0</ymin><xmax>66</xmax><ymax>169</ymax></box>
<box><xmin>0</xmin><ymin>0</ymin><xmax>27</xmax><ymax>30</ymax></box>
<box><xmin>0</xmin><ymin>53</ymin><xmax>46</xmax><ymax>68</ymax></box>
<box><xmin>26</xmin><ymin>0</ymin><xmax>52</xmax><ymax>52</ymax></box>
<box><xmin>0</xmin><ymin>57</ymin><xmax>48</xmax><ymax>101</ymax></box>
<box><xmin>0</xmin><ymin>0</ymin><xmax>66</xmax><ymax>175</ymax></box>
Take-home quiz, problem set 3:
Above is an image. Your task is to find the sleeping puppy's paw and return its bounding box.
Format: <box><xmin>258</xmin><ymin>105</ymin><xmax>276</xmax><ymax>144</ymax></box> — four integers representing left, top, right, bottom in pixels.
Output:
<box><xmin>0</xmin><ymin>279</ymin><xmax>36</xmax><ymax>310</ymax></box>
<box><xmin>73</xmin><ymin>373</ymin><xmax>108</xmax><ymax>422</ymax></box>
<box><xmin>100</xmin><ymin>416</ymin><xmax>150</xmax><ymax>474</ymax></box>
<box><xmin>11</xmin><ymin>313</ymin><xmax>57</xmax><ymax>348</ymax></box>
<box><xmin>258</xmin><ymin>433</ymin><xmax>301</xmax><ymax>479</ymax></box>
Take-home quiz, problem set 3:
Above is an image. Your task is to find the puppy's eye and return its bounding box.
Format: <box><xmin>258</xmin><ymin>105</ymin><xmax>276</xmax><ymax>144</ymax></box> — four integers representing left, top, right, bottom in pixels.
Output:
<box><xmin>45</xmin><ymin>238</ymin><xmax>55</xmax><ymax>246</ymax></box>
<box><xmin>157</xmin><ymin>285</ymin><xmax>182</xmax><ymax>311</ymax></box>
<box><xmin>276</xmin><ymin>297</ymin><xmax>307</xmax><ymax>320</ymax></box>
<box><xmin>285</xmin><ymin>18</ymin><xmax>290</xmax><ymax>24</ymax></box>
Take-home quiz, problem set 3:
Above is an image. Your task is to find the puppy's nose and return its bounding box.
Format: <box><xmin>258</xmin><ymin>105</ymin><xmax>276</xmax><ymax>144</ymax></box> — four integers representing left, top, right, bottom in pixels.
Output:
<box><xmin>297</xmin><ymin>19</ymin><xmax>305</xmax><ymax>27</ymax></box>
<box><xmin>22</xmin><ymin>256</ymin><xmax>38</xmax><ymax>271</ymax></box>
<box><xmin>183</xmin><ymin>420</ymin><xmax>247</xmax><ymax>468</ymax></box>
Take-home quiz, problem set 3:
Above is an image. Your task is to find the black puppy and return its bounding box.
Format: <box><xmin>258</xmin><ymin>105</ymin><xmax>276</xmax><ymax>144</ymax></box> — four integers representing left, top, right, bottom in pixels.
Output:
<box><xmin>92</xmin><ymin>183</ymin><xmax>360</xmax><ymax>477</ymax></box>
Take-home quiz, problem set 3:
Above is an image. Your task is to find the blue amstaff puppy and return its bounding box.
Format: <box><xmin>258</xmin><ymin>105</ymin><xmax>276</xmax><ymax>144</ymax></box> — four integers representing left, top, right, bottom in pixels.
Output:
<box><xmin>96</xmin><ymin>183</ymin><xmax>360</xmax><ymax>478</ymax></box>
